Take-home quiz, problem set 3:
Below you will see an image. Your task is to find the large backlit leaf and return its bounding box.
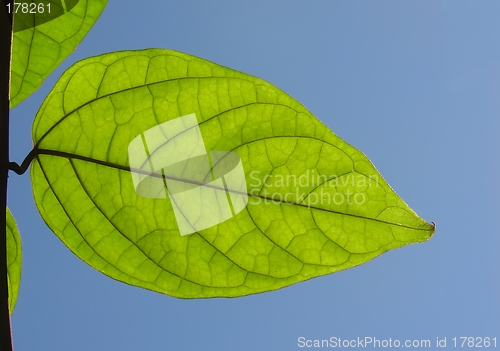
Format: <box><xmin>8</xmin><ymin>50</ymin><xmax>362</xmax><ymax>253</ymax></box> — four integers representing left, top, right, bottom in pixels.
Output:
<box><xmin>10</xmin><ymin>0</ymin><xmax>107</xmax><ymax>108</ymax></box>
<box><xmin>31</xmin><ymin>49</ymin><xmax>434</xmax><ymax>298</ymax></box>
<box><xmin>6</xmin><ymin>208</ymin><xmax>22</xmax><ymax>313</ymax></box>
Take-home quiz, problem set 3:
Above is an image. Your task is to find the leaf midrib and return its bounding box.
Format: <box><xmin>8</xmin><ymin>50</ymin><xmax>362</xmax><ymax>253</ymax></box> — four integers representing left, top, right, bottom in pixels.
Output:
<box><xmin>34</xmin><ymin>148</ymin><xmax>433</xmax><ymax>233</ymax></box>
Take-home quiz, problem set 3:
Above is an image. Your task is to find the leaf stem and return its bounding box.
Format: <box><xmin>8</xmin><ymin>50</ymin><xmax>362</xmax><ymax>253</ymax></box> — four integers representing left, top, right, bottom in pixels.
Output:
<box><xmin>9</xmin><ymin>148</ymin><xmax>37</xmax><ymax>175</ymax></box>
<box><xmin>0</xmin><ymin>0</ymin><xmax>14</xmax><ymax>350</ymax></box>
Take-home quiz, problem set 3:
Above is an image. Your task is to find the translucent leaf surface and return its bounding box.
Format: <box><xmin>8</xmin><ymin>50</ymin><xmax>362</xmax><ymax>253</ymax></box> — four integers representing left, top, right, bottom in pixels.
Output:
<box><xmin>10</xmin><ymin>0</ymin><xmax>107</xmax><ymax>108</ymax></box>
<box><xmin>31</xmin><ymin>49</ymin><xmax>434</xmax><ymax>298</ymax></box>
<box><xmin>11</xmin><ymin>1</ymin><xmax>81</xmax><ymax>33</ymax></box>
<box><xmin>6</xmin><ymin>208</ymin><xmax>22</xmax><ymax>313</ymax></box>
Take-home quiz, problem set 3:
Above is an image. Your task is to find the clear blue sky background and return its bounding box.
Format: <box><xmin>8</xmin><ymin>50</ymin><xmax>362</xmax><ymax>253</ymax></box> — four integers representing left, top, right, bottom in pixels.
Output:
<box><xmin>7</xmin><ymin>1</ymin><xmax>500</xmax><ymax>350</ymax></box>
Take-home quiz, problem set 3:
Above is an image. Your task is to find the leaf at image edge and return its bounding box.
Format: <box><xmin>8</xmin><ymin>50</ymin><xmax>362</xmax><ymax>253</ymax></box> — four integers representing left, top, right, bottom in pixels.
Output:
<box><xmin>6</xmin><ymin>208</ymin><xmax>22</xmax><ymax>313</ymax></box>
<box><xmin>9</xmin><ymin>0</ymin><xmax>108</xmax><ymax>109</ymax></box>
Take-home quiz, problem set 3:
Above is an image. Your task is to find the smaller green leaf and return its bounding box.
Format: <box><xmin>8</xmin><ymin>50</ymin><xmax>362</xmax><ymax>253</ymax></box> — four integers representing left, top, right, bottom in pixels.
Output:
<box><xmin>12</xmin><ymin>1</ymin><xmax>80</xmax><ymax>33</ymax></box>
<box><xmin>6</xmin><ymin>208</ymin><xmax>22</xmax><ymax>314</ymax></box>
<box><xmin>10</xmin><ymin>0</ymin><xmax>108</xmax><ymax>108</ymax></box>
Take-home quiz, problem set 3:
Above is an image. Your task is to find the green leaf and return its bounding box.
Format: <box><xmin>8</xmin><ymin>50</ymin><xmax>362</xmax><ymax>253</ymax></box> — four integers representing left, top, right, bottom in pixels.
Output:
<box><xmin>6</xmin><ymin>208</ymin><xmax>22</xmax><ymax>313</ymax></box>
<box><xmin>10</xmin><ymin>0</ymin><xmax>108</xmax><ymax>109</ymax></box>
<box><xmin>31</xmin><ymin>49</ymin><xmax>434</xmax><ymax>298</ymax></box>
<box><xmin>12</xmin><ymin>1</ymin><xmax>81</xmax><ymax>33</ymax></box>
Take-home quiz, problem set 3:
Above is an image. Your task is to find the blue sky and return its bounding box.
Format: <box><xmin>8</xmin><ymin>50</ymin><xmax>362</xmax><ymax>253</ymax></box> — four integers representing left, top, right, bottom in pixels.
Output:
<box><xmin>8</xmin><ymin>1</ymin><xmax>500</xmax><ymax>350</ymax></box>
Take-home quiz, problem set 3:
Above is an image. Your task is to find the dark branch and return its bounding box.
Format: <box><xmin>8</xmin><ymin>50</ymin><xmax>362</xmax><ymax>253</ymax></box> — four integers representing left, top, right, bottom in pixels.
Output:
<box><xmin>0</xmin><ymin>0</ymin><xmax>15</xmax><ymax>350</ymax></box>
